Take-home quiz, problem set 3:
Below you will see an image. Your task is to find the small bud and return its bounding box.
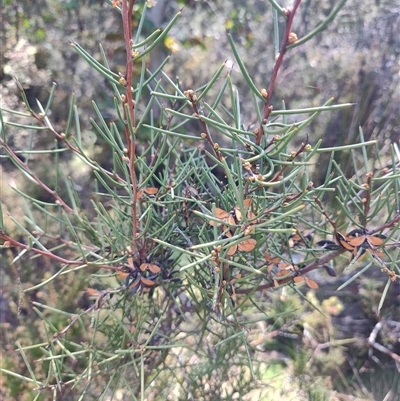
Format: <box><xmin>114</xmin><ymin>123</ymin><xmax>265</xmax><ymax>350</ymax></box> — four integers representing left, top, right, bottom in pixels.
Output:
<box><xmin>121</xmin><ymin>94</ymin><xmax>126</xmax><ymax>102</ymax></box>
<box><xmin>122</xmin><ymin>156</ymin><xmax>130</xmax><ymax>162</ymax></box>
<box><xmin>213</xmin><ymin>143</ymin><xmax>220</xmax><ymax>150</ymax></box>
<box><xmin>273</xmin><ymin>135</ymin><xmax>281</xmax><ymax>141</ymax></box>
<box><xmin>366</xmin><ymin>172</ymin><xmax>373</xmax><ymax>178</ymax></box>
<box><xmin>123</xmin><ymin>148</ymin><xmax>128</xmax><ymax>153</ymax></box>
<box><xmin>253</xmin><ymin>128</ymin><xmax>259</xmax><ymax>135</ymax></box>
<box><xmin>304</xmin><ymin>144</ymin><xmax>312</xmax><ymax>151</ymax></box>
<box><xmin>282</xmin><ymin>8</ymin><xmax>290</xmax><ymax>15</ymax></box>
<box><xmin>131</xmin><ymin>50</ymin><xmax>139</xmax><ymax>58</ymax></box>
<box><xmin>246</xmin><ymin>226</ymin><xmax>255</xmax><ymax>235</ymax></box>
<box><xmin>260</xmin><ymin>88</ymin><xmax>268</xmax><ymax>99</ymax></box>
<box><xmin>38</xmin><ymin>113</ymin><xmax>45</xmax><ymax>120</ymax></box>
<box><xmin>201</xmin><ymin>133</ymin><xmax>207</xmax><ymax>139</ymax></box>
<box><xmin>119</xmin><ymin>77</ymin><xmax>127</xmax><ymax>86</ymax></box>
<box><xmin>60</xmin><ymin>132</ymin><xmax>66</xmax><ymax>138</ymax></box>
<box><xmin>257</xmin><ymin>174</ymin><xmax>265</xmax><ymax>181</ymax></box>
<box><xmin>288</xmin><ymin>32</ymin><xmax>298</xmax><ymax>44</ymax></box>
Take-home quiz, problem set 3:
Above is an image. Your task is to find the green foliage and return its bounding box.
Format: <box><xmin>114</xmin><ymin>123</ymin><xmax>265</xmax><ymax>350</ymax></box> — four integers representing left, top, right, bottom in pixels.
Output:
<box><xmin>1</xmin><ymin>1</ymin><xmax>399</xmax><ymax>400</ymax></box>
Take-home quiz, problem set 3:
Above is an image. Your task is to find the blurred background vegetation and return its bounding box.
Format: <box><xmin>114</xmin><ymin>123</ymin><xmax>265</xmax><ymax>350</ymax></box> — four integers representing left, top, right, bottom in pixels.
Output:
<box><xmin>1</xmin><ymin>0</ymin><xmax>399</xmax><ymax>400</ymax></box>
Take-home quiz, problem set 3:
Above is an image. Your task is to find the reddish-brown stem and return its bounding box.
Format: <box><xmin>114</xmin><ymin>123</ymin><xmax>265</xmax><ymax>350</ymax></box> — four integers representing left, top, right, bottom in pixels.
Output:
<box><xmin>1</xmin><ymin>231</ymin><xmax>125</xmax><ymax>271</ymax></box>
<box><xmin>86</xmin><ymin>263</ymin><xmax>124</xmax><ymax>272</ymax></box>
<box><xmin>369</xmin><ymin>214</ymin><xmax>400</xmax><ymax>235</ymax></box>
<box><xmin>256</xmin><ymin>0</ymin><xmax>302</xmax><ymax>145</ymax></box>
<box><xmin>121</xmin><ymin>0</ymin><xmax>139</xmax><ymax>256</ymax></box>
<box><xmin>314</xmin><ymin>196</ymin><xmax>338</xmax><ymax>232</ymax></box>
<box><xmin>235</xmin><ymin>248</ymin><xmax>345</xmax><ymax>294</ymax></box>
<box><xmin>187</xmin><ymin>92</ymin><xmax>223</xmax><ymax>162</ymax></box>
<box><xmin>235</xmin><ymin>211</ymin><xmax>400</xmax><ymax>296</ymax></box>
<box><xmin>315</xmin><ymin>192</ymin><xmax>400</xmax><ymax>237</ymax></box>
<box><xmin>8</xmin><ymin>81</ymin><xmax>129</xmax><ymax>186</ymax></box>
<box><xmin>122</xmin><ymin>0</ymin><xmax>136</xmax><ymax>145</ymax></box>
<box><xmin>0</xmin><ymin>139</ymin><xmax>74</xmax><ymax>214</ymax></box>
<box><xmin>0</xmin><ymin>231</ymin><xmax>83</xmax><ymax>265</ymax></box>
<box><xmin>269</xmin><ymin>135</ymin><xmax>308</xmax><ymax>182</ymax></box>
<box><xmin>47</xmin><ymin>290</ymin><xmax>111</xmax><ymax>347</ymax></box>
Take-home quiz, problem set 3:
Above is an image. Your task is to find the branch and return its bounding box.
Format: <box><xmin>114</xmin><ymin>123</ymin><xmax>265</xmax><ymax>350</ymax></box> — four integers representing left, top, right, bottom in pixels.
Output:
<box><xmin>8</xmin><ymin>78</ymin><xmax>129</xmax><ymax>186</ymax></box>
<box><xmin>268</xmin><ymin>134</ymin><xmax>309</xmax><ymax>182</ymax></box>
<box><xmin>369</xmin><ymin>214</ymin><xmax>400</xmax><ymax>235</ymax></box>
<box><xmin>0</xmin><ymin>139</ymin><xmax>74</xmax><ymax>214</ymax></box>
<box><xmin>367</xmin><ymin>320</ymin><xmax>400</xmax><ymax>363</ymax></box>
<box><xmin>235</xmin><ymin>248</ymin><xmax>346</xmax><ymax>294</ymax></box>
<box><xmin>0</xmin><ymin>230</ymin><xmax>84</xmax><ymax>266</ymax></box>
<box><xmin>186</xmin><ymin>90</ymin><xmax>224</xmax><ymax>162</ymax></box>
<box><xmin>121</xmin><ymin>0</ymin><xmax>139</xmax><ymax>256</ymax></box>
<box><xmin>256</xmin><ymin>0</ymin><xmax>302</xmax><ymax>145</ymax></box>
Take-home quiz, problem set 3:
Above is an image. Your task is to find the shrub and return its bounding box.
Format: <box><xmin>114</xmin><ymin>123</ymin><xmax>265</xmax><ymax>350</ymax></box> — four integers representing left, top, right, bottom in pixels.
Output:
<box><xmin>1</xmin><ymin>1</ymin><xmax>399</xmax><ymax>400</ymax></box>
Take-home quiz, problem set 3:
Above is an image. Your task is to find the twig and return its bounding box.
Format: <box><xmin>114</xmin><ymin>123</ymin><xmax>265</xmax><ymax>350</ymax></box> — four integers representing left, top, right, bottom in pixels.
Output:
<box><xmin>121</xmin><ymin>0</ymin><xmax>139</xmax><ymax>256</ymax></box>
<box><xmin>306</xmin><ymin>339</ymin><xmax>358</xmax><ymax>370</ymax></box>
<box><xmin>186</xmin><ymin>90</ymin><xmax>223</xmax><ymax>162</ymax></box>
<box><xmin>369</xmin><ymin>214</ymin><xmax>400</xmax><ymax>235</ymax></box>
<box><xmin>1</xmin><ymin>139</ymin><xmax>74</xmax><ymax>214</ymax></box>
<box><xmin>45</xmin><ymin>289</ymin><xmax>111</xmax><ymax>348</ymax></box>
<box><xmin>367</xmin><ymin>320</ymin><xmax>400</xmax><ymax>363</ymax></box>
<box><xmin>7</xmin><ymin>78</ymin><xmax>129</xmax><ymax>186</ymax></box>
<box><xmin>345</xmin><ymin>353</ymin><xmax>370</xmax><ymax>396</ymax></box>
<box><xmin>368</xmin><ymin>341</ymin><xmax>400</xmax><ymax>364</ymax></box>
<box><xmin>235</xmin><ymin>248</ymin><xmax>345</xmax><ymax>294</ymax></box>
<box><xmin>306</xmin><ymin>341</ymin><xmax>336</xmax><ymax>369</ymax></box>
<box><xmin>0</xmin><ymin>230</ymin><xmax>84</xmax><ymax>266</ymax></box>
<box><xmin>256</xmin><ymin>0</ymin><xmax>302</xmax><ymax>145</ymax></box>
<box><xmin>269</xmin><ymin>135</ymin><xmax>309</xmax><ymax>182</ymax></box>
